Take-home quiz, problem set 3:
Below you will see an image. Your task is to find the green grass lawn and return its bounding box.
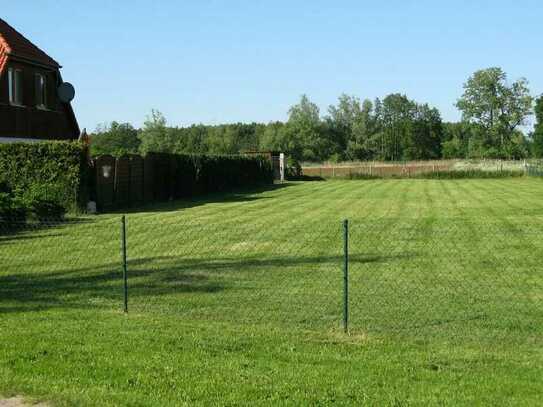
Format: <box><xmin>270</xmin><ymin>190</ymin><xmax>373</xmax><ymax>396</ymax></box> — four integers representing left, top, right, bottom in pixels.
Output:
<box><xmin>1</xmin><ymin>178</ymin><xmax>543</xmax><ymax>406</ymax></box>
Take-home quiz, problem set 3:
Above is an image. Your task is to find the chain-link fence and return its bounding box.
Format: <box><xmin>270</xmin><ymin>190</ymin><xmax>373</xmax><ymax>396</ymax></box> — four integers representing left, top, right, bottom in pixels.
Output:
<box><xmin>527</xmin><ymin>161</ymin><xmax>543</xmax><ymax>176</ymax></box>
<box><xmin>1</xmin><ymin>216</ymin><xmax>542</xmax><ymax>340</ymax></box>
<box><xmin>349</xmin><ymin>220</ymin><xmax>543</xmax><ymax>340</ymax></box>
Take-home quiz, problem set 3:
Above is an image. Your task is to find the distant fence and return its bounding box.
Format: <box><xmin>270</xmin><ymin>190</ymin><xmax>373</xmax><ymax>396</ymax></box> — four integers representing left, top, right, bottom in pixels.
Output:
<box><xmin>526</xmin><ymin>162</ymin><xmax>543</xmax><ymax>177</ymax></box>
<box><xmin>302</xmin><ymin>159</ymin><xmax>541</xmax><ymax>179</ymax></box>
<box><xmin>92</xmin><ymin>153</ymin><xmax>274</xmax><ymax>211</ymax></box>
<box><xmin>303</xmin><ymin>161</ymin><xmax>453</xmax><ymax>178</ymax></box>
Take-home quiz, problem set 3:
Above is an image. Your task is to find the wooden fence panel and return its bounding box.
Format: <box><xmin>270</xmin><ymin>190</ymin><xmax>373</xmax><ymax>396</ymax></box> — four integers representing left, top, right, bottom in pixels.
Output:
<box><xmin>114</xmin><ymin>156</ymin><xmax>131</xmax><ymax>207</ymax></box>
<box><xmin>143</xmin><ymin>154</ymin><xmax>155</xmax><ymax>203</ymax></box>
<box><xmin>169</xmin><ymin>155</ymin><xmax>180</xmax><ymax>200</ymax></box>
<box><xmin>154</xmin><ymin>153</ymin><xmax>171</xmax><ymax>202</ymax></box>
<box><xmin>94</xmin><ymin>155</ymin><xmax>116</xmax><ymax>211</ymax></box>
<box><xmin>129</xmin><ymin>155</ymin><xmax>144</xmax><ymax>204</ymax></box>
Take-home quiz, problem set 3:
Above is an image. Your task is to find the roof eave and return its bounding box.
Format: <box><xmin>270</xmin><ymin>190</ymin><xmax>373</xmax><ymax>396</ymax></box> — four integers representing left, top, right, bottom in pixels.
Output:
<box><xmin>9</xmin><ymin>53</ymin><xmax>61</xmax><ymax>70</ymax></box>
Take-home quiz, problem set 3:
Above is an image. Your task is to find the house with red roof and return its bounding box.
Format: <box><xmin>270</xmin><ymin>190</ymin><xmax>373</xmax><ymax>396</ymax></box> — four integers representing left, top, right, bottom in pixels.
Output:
<box><xmin>0</xmin><ymin>18</ymin><xmax>79</xmax><ymax>142</ymax></box>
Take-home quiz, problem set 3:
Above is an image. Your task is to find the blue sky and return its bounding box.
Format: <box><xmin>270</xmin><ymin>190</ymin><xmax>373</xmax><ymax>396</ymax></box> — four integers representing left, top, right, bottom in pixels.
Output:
<box><xmin>3</xmin><ymin>1</ymin><xmax>542</xmax><ymax>131</ymax></box>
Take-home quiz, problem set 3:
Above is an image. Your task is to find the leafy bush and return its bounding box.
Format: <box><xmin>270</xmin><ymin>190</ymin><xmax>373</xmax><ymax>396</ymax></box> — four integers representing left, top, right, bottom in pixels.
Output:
<box><xmin>0</xmin><ymin>194</ymin><xmax>25</xmax><ymax>220</ymax></box>
<box><xmin>21</xmin><ymin>183</ymin><xmax>67</xmax><ymax>222</ymax></box>
<box><xmin>0</xmin><ymin>178</ymin><xmax>9</xmax><ymax>194</ymax></box>
<box><xmin>286</xmin><ymin>158</ymin><xmax>302</xmax><ymax>179</ymax></box>
<box><xmin>30</xmin><ymin>200</ymin><xmax>66</xmax><ymax>222</ymax></box>
<box><xmin>0</xmin><ymin>142</ymin><xmax>89</xmax><ymax>214</ymax></box>
<box><xmin>0</xmin><ymin>185</ymin><xmax>26</xmax><ymax>226</ymax></box>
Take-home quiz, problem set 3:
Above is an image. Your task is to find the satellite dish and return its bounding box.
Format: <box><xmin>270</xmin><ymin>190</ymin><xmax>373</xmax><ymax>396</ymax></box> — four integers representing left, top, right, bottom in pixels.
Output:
<box><xmin>58</xmin><ymin>82</ymin><xmax>75</xmax><ymax>103</ymax></box>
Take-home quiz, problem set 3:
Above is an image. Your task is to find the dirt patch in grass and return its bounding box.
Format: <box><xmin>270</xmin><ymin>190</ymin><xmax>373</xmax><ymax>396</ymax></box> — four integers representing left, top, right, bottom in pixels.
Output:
<box><xmin>0</xmin><ymin>396</ymin><xmax>48</xmax><ymax>407</ymax></box>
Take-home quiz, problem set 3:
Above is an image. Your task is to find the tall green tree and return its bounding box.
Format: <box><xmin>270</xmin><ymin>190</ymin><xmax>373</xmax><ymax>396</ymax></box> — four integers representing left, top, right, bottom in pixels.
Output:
<box><xmin>373</xmin><ymin>94</ymin><xmax>416</xmax><ymax>161</ymax></box>
<box><xmin>259</xmin><ymin>122</ymin><xmax>288</xmax><ymax>152</ymax></box>
<box><xmin>175</xmin><ymin>125</ymin><xmax>209</xmax><ymax>155</ymax></box>
<box><xmin>327</xmin><ymin>94</ymin><xmax>377</xmax><ymax>160</ymax></box>
<box><xmin>404</xmin><ymin>104</ymin><xmax>443</xmax><ymax>160</ymax></box>
<box><xmin>326</xmin><ymin>94</ymin><xmax>359</xmax><ymax>159</ymax></box>
<box><xmin>456</xmin><ymin>68</ymin><xmax>533</xmax><ymax>155</ymax></box>
<box><xmin>365</xmin><ymin>94</ymin><xmax>444</xmax><ymax>161</ymax></box>
<box><xmin>285</xmin><ymin>95</ymin><xmax>329</xmax><ymax>161</ymax></box>
<box><xmin>349</xmin><ymin>99</ymin><xmax>377</xmax><ymax>160</ymax></box>
<box><xmin>532</xmin><ymin>96</ymin><xmax>543</xmax><ymax>158</ymax></box>
<box><xmin>90</xmin><ymin>122</ymin><xmax>140</xmax><ymax>156</ymax></box>
<box><xmin>441</xmin><ymin>122</ymin><xmax>480</xmax><ymax>158</ymax></box>
<box><xmin>138</xmin><ymin>110</ymin><xmax>174</xmax><ymax>154</ymax></box>
<box><xmin>205</xmin><ymin>123</ymin><xmax>261</xmax><ymax>155</ymax></box>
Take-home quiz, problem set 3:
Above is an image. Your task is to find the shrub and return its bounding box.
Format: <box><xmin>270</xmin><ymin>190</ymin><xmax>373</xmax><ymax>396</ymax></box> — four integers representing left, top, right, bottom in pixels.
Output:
<box><xmin>286</xmin><ymin>158</ymin><xmax>302</xmax><ymax>179</ymax></box>
<box><xmin>29</xmin><ymin>200</ymin><xmax>66</xmax><ymax>222</ymax></box>
<box><xmin>21</xmin><ymin>183</ymin><xmax>67</xmax><ymax>222</ymax></box>
<box><xmin>0</xmin><ymin>178</ymin><xmax>9</xmax><ymax>194</ymax></box>
<box><xmin>0</xmin><ymin>141</ymin><xmax>89</xmax><ymax>213</ymax></box>
<box><xmin>0</xmin><ymin>192</ymin><xmax>26</xmax><ymax>227</ymax></box>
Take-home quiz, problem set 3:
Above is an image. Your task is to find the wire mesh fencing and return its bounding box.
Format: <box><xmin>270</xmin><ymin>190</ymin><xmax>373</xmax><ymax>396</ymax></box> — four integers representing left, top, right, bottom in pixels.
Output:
<box><xmin>1</xmin><ymin>215</ymin><xmax>542</xmax><ymax>340</ymax></box>
<box><xmin>124</xmin><ymin>215</ymin><xmax>343</xmax><ymax>330</ymax></box>
<box><xmin>526</xmin><ymin>161</ymin><xmax>543</xmax><ymax>176</ymax></box>
<box><xmin>349</xmin><ymin>220</ymin><xmax>543</xmax><ymax>340</ymax></box>
<box><xmin>0</xmin><ymin>218</ymin><xmax>121</xmax><ymax>313</ymax></box>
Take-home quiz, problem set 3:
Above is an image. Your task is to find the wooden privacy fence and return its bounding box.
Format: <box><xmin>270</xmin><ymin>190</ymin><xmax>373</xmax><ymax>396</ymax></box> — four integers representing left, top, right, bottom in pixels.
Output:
<box><xmin>94</xmin><ymin>153</ymin><xmax>191</xmax><ymax>211</ymax></box>
<box><xmin>93</xmin><ymin>154</ymin><xmax>192</xmax><ymax>211</ymax></box>
<box><xmin>92</xmin><ymin>153</ymin><xmax>274</xmax><ymax>211</ymax></box>
<box><xmin>94</xmin><ymin>155</ymin><xmax>144</xmax><ymax>211</ymax></box>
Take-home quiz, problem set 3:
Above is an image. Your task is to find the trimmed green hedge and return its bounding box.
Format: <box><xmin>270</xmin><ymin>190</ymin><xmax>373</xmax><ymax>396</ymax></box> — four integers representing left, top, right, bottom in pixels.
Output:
<box><xmin>153</xmin><ymin>153</ymin><xmax>274</xmax><ymax>199</ymax></box>
<box><xmin>0</xmin><ymin>144</ymin><xmax>273</xmax><ymax>219</ymax></box>
<box><xmin>195</xmin><ymin>155</ymin><xmax>274</xmax><ymax>194</ymax></box>
<box><xmin>0</xmin><ymin>142</ymin><xmax>89</xmax><ymax>214</ymax></box>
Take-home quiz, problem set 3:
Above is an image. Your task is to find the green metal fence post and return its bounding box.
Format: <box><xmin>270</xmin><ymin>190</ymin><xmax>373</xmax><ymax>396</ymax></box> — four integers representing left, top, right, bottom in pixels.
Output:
<box><xmin>121</xmin><ymin>215</ymin><xmax>128</xmax><ymax>313</ymax></box>
<box><xmin>343</xmin><ymin>219</ymin><xmax>349</xmax><ymax>333</ymax></box>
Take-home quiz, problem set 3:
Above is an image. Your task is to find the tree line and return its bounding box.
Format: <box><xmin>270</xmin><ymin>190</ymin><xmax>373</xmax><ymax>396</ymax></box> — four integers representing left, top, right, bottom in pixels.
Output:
<box><xmin>91</xmin><ymin>67</ymin><xmax>543</xmax><ymax>162</ymax></box>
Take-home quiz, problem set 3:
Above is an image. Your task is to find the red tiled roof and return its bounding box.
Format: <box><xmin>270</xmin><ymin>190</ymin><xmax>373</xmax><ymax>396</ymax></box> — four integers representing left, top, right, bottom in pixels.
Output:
<box><xmin>0</xmin><ymin>18</ymin><xmax>60</xmax><ymax>71</ymax></box>
<box><xmin>0</xmin><ymin>45</ymin><xmax>8</xmax><ymax>75</ymax></box>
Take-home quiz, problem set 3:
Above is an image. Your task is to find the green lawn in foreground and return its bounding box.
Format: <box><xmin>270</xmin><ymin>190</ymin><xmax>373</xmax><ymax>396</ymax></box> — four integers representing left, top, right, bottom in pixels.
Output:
<box><xmin>1</xmin><ymin>178</ymin><xmax>543</xmax><ymax>406</ymax></box>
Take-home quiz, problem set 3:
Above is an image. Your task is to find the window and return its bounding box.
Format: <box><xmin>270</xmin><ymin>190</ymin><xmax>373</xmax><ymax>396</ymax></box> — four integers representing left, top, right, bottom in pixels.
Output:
<box><xmin>35</xmin><ymin>73</ymin><xmax>47</xmax><ymax>108</ymax></box>
<box><xmin>8</xmin><ymin>68</ymin><xmax>23</xmax><ymax>106</ymax></box>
